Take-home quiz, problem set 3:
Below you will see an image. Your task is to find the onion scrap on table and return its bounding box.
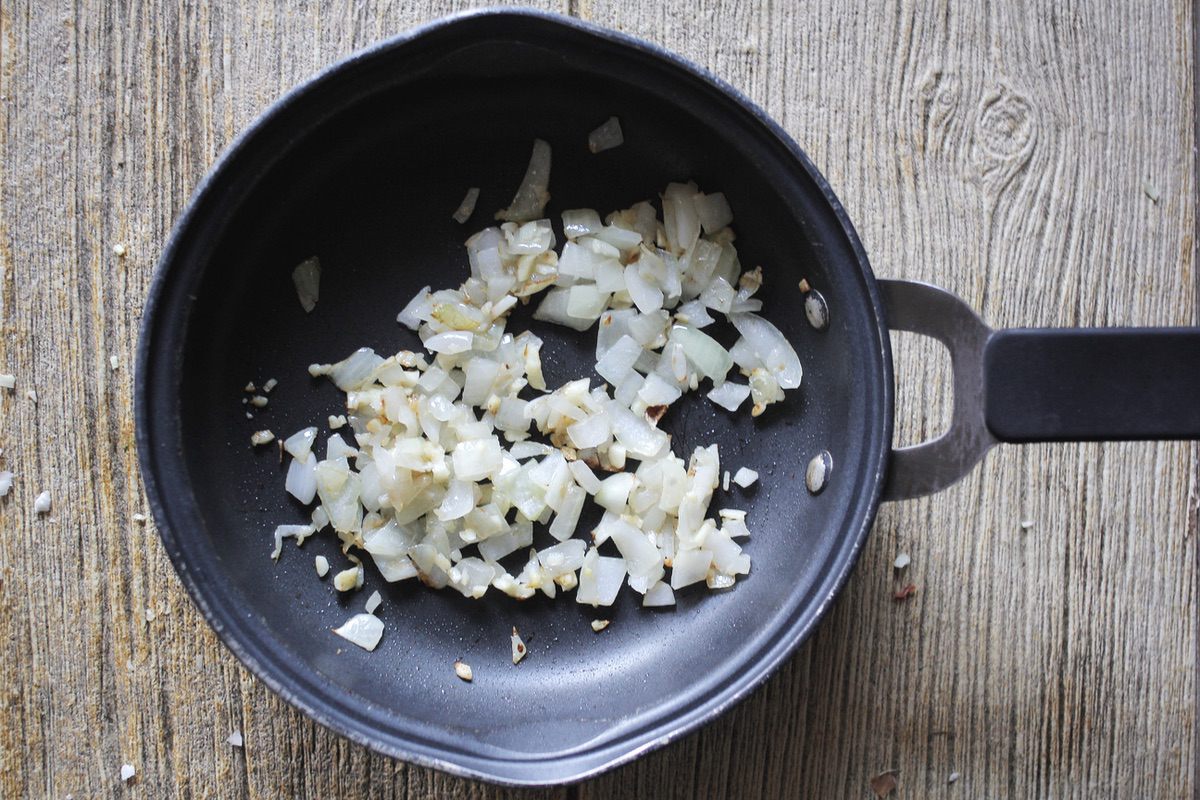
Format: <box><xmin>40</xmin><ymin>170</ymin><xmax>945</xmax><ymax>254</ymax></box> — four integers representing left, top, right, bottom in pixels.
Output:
<box><xmin>267</xmin><ymin>139</ymin><xmax>809</xmax><ymax>653</ymax></box>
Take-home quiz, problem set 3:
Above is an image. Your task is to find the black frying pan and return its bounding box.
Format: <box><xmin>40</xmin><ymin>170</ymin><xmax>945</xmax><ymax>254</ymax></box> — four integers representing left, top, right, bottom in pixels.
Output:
<box><xmin>135</xmin><ymin>9</ymin><xmax>1200</xmax><ymax>786</ymax></box>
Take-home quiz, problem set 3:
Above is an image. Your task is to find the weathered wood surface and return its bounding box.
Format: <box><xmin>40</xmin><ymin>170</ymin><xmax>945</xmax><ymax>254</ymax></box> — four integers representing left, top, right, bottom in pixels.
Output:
<box><xmin>0</xmin><ymin>1</ymin><xmax>1193</xmax><ymax>797</ymax></box>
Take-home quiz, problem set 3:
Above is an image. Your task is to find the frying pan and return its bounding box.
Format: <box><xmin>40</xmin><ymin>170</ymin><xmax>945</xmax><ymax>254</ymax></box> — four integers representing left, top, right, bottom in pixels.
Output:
<box><xmin>135</xmin><ymin>8</ymin><xmax>1200</xmax><ymax>786</ymax></box>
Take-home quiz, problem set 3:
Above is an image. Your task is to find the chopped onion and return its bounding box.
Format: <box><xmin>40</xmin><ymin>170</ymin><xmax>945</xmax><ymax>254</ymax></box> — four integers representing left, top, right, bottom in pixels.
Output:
<box><xmin>495</xmin><ymin>139</ymin><xmax>551</xmax><ymax>223</ymax></box>
<box><xmin>562</xmin><ymin>209</ymin><xmax>603</xmax><ymax>239</ymax></box>
<box><xmin>33</xmin><ymin>490</ymin><xmax>50</xmax><ymax>515</ymax></box>
<box><xmin>314</xmin><ymin>555</ymin><xmax>330</xmax><ymax>577</ymax></box>
<box><xmin>365</xmin><ymin>590</ymin><xmax>382</xmax><ymax>614</ymax></box>
<box><xmin>0</xmin><ymin>471</ymin><xmax>12</xmax><ymax>497</ymax></box>
<box><xmin>733</xmin><ymin>467</ymin><xmax>759</xmax><ymax>487</ymax></box>
<box><xmin>587</xmin><ymin>116</ymin><xmax>624</xmax><ymax>153</ymax></box>
<box><xmin>511</xmin><ymin>627</ymin><xmax>528</xmax><ymax>663</ymax></box>
<box><xmin>263</xmin><ymin>175</ymin><xmax>800</xmax><ymax>641</ymax></box>
<box><xmin>292</xmin><ymin>256</ymin><xmax>320</xmax><ymax>313</ymax></box>
<box><xmin>693</xmin><ymin>192</ymin><xmax>733</xmax><ymax>234</ymax></box>
<box><xmin>332</xmin><ymin>613</ymin><xmax>384</xmax><ymax>651</ymax></box>
<box><xmin>642</xmin><ymin>581</ymin><xmax>676</xmax><ymax>607</ymax></box>
<box><xmin>452</xmin><ymin>187</ymin><xmax>480</xmax><ymax>224</ymax></box>
<box><xmin>707</xmin><ymin>381</ymin><xmax>750</xmax><ymax>412</ymax></box>
<box><xmin>669</xmin><ymin>549</ymin><xmax>712</xmax><ymax>589</ymax></box>
<box><xmin>729</xmin><ymin>312</ymin><xmax>803</xmax><ymax>389</ymax></box>
<box><xmin>669</xmin><ymin>325</ymin><xmax>732</xmax><ymax>385</ymax></box>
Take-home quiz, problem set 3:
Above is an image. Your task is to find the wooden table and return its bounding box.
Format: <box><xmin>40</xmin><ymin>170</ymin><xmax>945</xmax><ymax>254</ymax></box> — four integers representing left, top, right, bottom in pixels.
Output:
<box><xmin>2</xmin><ymin>1</ymin><xmax>1194</xmax><ymax>797</ymax></box>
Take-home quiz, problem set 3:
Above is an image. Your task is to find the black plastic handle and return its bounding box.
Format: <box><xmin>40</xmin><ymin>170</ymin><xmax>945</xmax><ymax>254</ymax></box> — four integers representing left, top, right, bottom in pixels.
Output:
<box><xmin>879</xmin><ymin>280</ymin><xmax>1200</xmax><ymax>501</ymax></box>
<box><xmin>985</xmin><ymin>328</ymin><xmax>1200</xmax><ymax>441</ymax></box>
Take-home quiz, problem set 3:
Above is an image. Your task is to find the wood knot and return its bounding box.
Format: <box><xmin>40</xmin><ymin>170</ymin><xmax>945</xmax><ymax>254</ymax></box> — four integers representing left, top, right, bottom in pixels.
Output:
<box><xmin>971</xmin><ymin>85</ymin><xmax>1038</xmax><ymax>195</ymax></box>
<box><xmin>975</xmin><ymin>86</ymin><xmax>1036</xmax><ymax>161</ymax></box>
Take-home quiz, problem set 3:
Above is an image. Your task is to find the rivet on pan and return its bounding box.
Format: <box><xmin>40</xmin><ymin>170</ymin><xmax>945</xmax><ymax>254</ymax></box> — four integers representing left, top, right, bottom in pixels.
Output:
<box><xmin>804</xmin><ymin>290</ymin><xmax>829</xmax><ymax>331</ymax></box>
<box><xmin>806</xmin><ymin>450</ymin><xmax>833</xmax><ymax>494</ymax></box>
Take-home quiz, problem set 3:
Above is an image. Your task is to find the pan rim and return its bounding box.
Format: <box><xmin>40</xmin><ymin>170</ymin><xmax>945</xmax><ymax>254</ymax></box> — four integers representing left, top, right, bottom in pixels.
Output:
<box><xmin>134</xmin><ymin>6</ymin><xmax>894</xmax><ymax>786</ymax></box>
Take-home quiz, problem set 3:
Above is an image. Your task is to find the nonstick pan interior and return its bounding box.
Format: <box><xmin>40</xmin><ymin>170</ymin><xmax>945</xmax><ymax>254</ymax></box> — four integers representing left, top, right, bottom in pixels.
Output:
<box><xmin>137</xmin><ymin>11</ymin><xmax>892</xmax><ymax>784</ymax></box>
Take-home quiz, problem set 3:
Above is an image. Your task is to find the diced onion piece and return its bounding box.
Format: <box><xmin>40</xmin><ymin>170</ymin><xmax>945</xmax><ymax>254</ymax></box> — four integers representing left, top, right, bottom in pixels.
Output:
<box><xmin>729</xmin><ymin>312</ymin><xmax>803</xmax><ymax>389</ymax></box>
<box><xmin>250</xmin><ymin>430</ymin><xmax>275</xmax><ymax>446</ymax></box>
<box><xmin>567</xmin><ymin>414</ymin><xmax>611</xmax><ymax>449</ymax></box>
<box><xmin>33</xmin><ymin>491</ymin><xmax>51</xmax><ymax>514</ymax></box>
<box><xmin>576</xmin><ymin>549</ymin><xmax>626</xmax><ymax>606</ymax></box>
<box><xmin>534</xmin><ymin>287</ymin><xmax>595</xmax><ymax>332</ymax></box>
<box><xmin>693</xmin><ymin>192</ymin><xmax>733</xmax><ymax>234</ymax></box>
<box><xmin>333</xmin><ymin>566</ymin><xmax>360</xmax><ymax>591</ymax></box>
<box><xmin>643</xmin><ymin>581</ymin><xmax>676</xmax><ymax>607</ymax></box>
<box><xmin>271</xmin><ymin>524</ymin><xmax>315</xmax><ymax>560</ymax></box>
<box><xmin>0</xmin><ymin>471</ymin><xmax>12</xmax><ymax>497</ymax></box>
<box><xmin>707</xmin><ymin>382</ymin><xmax>750</xmax><ymax>412</ymax></box>
<box><xmin>285</xmin><ymin>456</ymin><xmax>318</xmax><ymax>504</ymax></box>
<box><xmin>452</xmin><ymin>438</ymin><xmax>503</xmax><ymax>481</ymax></box>
<box><xmin>733</xmin><ymin>467</ymin><xmax>759</xmax><ymax>487</ymax></box>
<box><xmin>397</xmin><ymin>287</ymin><xmax>432</xmax><ymax>330</ymax></box>
<box><xmin>314</xmin><ymin>555</ymin><xmax>330</xmax><ymax>577</ymax></box>
<box><xmin>595</xmin><ymin>334</ymin><xmax>643</xmax><ymax>387</ymax></box>
<box><xmin>292</xmin><ymin>256</ymin><xmax>320</xmax><ymax>313</ymax></box>
<box><xmin>562</xmin><ymin>209</ymin><xmax>604</xmax><ymax>239</ymax></box>
<box><xmin>332</xmin><ymin>613</ymin><xmax>384</xmax><ymax>651</ymax></box>
<box><xmin>452</xmin><ymin>187</ymin><xmax>480</xmax><ymax>224</ymax></box>
<box><xmin>424</xmin><ymin>330</ymin><xmax>474</xmax><ymax>354</ymax></box>
<box><xmin>670</xmin><ymin>549</ymin><xmax>712</xmax><ymax>589</ymax></box>
<box><xmin>595</xmin><ymin>472</ymin><xmax>636</xmax><ymax>513</ymax></box>
<box><xmin>670</xmin><ymin>325</ymin><xmax>732</xmax><ymax>385</ymax></box>
<box><xmin>329</xmin><ymin>348</ymin><xmax>383</xmax><ymax>391</ymax></box>
<box><xmin>511</xmin><ymin>627</ymin><xmax>528</xmax><ymax>664</ymax></box>
<box><xmin>496</xmin><ymin>139</ymin><xmax>552</xmax><ymax>223</ymax></box>
<box><xmin>365</xmin><ymin>590</ymin><xmax>382</xmax><ymax>614</ymax></box>
<box><xmin>588</xmin><ymin>116</ymin><xmax>624</xmax><ymax>153</ymax></box>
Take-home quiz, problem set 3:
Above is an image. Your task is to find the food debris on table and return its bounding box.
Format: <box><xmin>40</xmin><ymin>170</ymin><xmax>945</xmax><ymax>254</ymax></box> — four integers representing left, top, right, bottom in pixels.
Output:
<box><xmin>249</xmin><ymin>395</ymin><xmax>269</xmax><ymax>408</ymax></box>
<box><xmin>1020</xmin><ymin>519</ymin><xmax>1034</xmax><ymax>530</ymax></box>
<box><xmin>113</xmin><ymin>243</ymin><xmax>128</xmax><ymax>257</ymax></box>
<box><xmin>33</xmin><ymin>490</ymin><xmax>51</xmax><ymax>515</ymax></box>
<box><xmin>262</xmin><ymin>378</ymin><xmax>278</xmax><ymax>393</ymax></box>
<box><xmin>314</xmin><ymin>555</ymin><xmax>330</xmax><ymax>577</ymax></box>
<box><xmin>948</xmin><ymin>771</ymin><xmax>961</xmax><ymax>784</ymax></box>
<box><xmin>227</xmin><ymin>730</ymin><xmax>244</xmax><ymax>747</ymax></box>
<box><xmin>132</xmin><ymin>513</ymin><xmax>146</xmax><ymax>523</ymax></box>
<box><xmin>0</xmin><ymin>471</ymin><xmax>13</xmax><ymax>497</ymax></box>
<box><xmin>0</xmin><ymin>373</ymin><xmax>15</xmax><ymax>389</ymax></box>
<box><xmin>591</xmin><ymin>619</ymin><xmax>610</xmax><ymax>632</ymax></box>
<box><xmin>869</xmin><ymin>770</ymin><xmax>897</xmax><ymax>797</ymax></box>
<box><xmin>454</xmin><ymin>659</ymin><xmax>474</xmax><ymax>682</ymax></box>
<box><xmin>893</xmin><ymin>552</ymin><xmax>911</xmax><ymax>571</ymax></box>
<box><xmin>110</xmin><ymin>354</ymin><xmax>120</xmax><ymax>370</ymax></box>
<box><xmin>25</xmin><ymin>389</ymin><xmax>37</xmax><ymax>403</ymax></box>
<box><xmin>1142</xmin><ymin>179</ymin><xmax>1160</xmax><ymax>203</ymax></box>
<box><xmin>119</xmin><ymin>763</ymin><xmax>135</xmax><ymax>782</ymax></box>
<box><xmin>893</xmin><ymin>583</ymin><xmax>918</xmax><ymax>602</ymax></box>
<box><xmin>511</xmin><ymin>627</ymin><xmax>527</xmax><ymax>664</ymax></box>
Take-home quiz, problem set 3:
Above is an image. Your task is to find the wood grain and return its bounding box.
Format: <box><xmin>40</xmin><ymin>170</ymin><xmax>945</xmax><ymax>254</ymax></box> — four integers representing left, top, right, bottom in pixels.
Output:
<box><xmin>0</xmin><ymin>1</ymin><xmax>1193</xmax><ymax>798</ymax></box>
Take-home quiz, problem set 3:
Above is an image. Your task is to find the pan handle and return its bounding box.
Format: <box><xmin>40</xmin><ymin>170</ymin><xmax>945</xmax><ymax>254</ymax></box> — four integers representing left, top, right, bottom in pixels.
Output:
<box><xmin>878</xmin><ymin>279</ymin><xmax>1200</xmax><ymax>501</ymax></box>
<box><xmin>877</xmin><ymin>280</ymin><xmax>996</xmax><ymax>501</ymax></box>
